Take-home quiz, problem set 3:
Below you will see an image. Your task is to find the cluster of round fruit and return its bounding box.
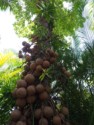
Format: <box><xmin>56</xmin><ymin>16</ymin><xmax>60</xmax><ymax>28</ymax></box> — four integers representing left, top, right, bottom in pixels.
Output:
<box><xmin>18</xmin><ymin>41</ymin><xmax>31</xmax><ymax>58</ymax></box>
<box><xmin>10</xmin><ymin>41</ymin><xmax>70</xmax><ymax>125</ymax></box>
<box><xmin>14</xmin><ymin>47</ymin><xmax>58</xmax><ymax>103</ymax></box>
<box><xmin>12</xmin><ymin>78</ymin><xmax>50</xmax><ymax>108</ymax></box>
<box><xmin>21</xmin><ymin>44</ymin><xmax>58</xmax><ymax>78</ymax></box>
<box><xmin>10</xmin><ymin>105</ymin><xmax>69</xmax><ymax>125</ymax></box>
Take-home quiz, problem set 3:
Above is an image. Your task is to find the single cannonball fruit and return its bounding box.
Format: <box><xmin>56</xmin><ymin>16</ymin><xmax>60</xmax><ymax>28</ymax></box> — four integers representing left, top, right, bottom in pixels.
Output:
<box><xmin>21</xmin><ymin>71</ymin><xmax>27</xmax><ymax>77</ymax></box>
<box><xmin>18</xmin><ymin>53</ymin><xmax>23</xmax><ymax>58</ymax></box>
<box><xmin>39</xmin><ymin>118</ymin><xmax>48</xmax><ymax>125</ymax></box>
<box><xmin>22</xmin><ymin>41</ymin><xmax>27</xmax><ymax>46</ymax></box>
<box><xmin>26</xmin><ymin>96</ymin><xmax>36</xmax><ymax>104</ymax></box>
<box><xmin>36</xmin><ymin>58</ymin><xmax>43</xmax><ymax>65</ymax></box>
<box><xmin>33</xmin><ymin>70</ymin><xmax>42</xmax><ymax>77</ymax></box>
<box><xmin>27</xmin><ymin>119</ymin><xmax>31</xmax><ymax>125</ymax></box>
<box><xmin>24</xmin><ymin>74</ymin><xmax>35</xmax><ymax>85</ymax></box>
<box><xmin>43</xmin><ymin>106</ymin><xmax>54</xmax><ymax>118</ymax></box>
<box><xmin>53</xmin><ymin>116</ymin><xmax>61</xmax><ymax>125</ymax></box>
<box><xmin>16</xmin><ymin>88</ymin><xmax>27</xmax><ymax>98</ymax></box>
<box><xmin>25</xmin><ymin>43</ymin><xmax>31</xmax><ymax>48</ymax></box>
<box><xmin>36</xmin><ymin>84</ymin><xmax>45</xmax><ymax>93</ymax></box>
<box><xmin>25</xmin><ymin>55</ymin><xmax>31</xmax><ymax>62</ymax></box>
<box><xmin>36</xmin><ymin>65</ymin><xmax>43</xmax><ymax>72</ymax></box>
<box><xmin>11</xmin><ymin>109</ymin><xmax>21</xmax><ymax>121</ymax></box>
<box><xmin>46</xmin><ymin>48</ymin><xmax>55</xmax><ymax>57</ymax></box>
<box><xmin>62</xmin><ymin>107</ymin><xmax>69</xmax><ymax>116</ymax></box>
<box><xmin>66</xmin><ymin>122</ymin><xmax>70</xmax><ymax>125</ymax></box>
<box><xmin>11</xmin><ymin>122</ymin><xmax>16</xmax><ymax>125</ymax></box>
<box><xmin>34</xmin><ymin>108</ymin><xmax>42</xmax><ymax>119</ymax></box>
<box><xmin>27</xmin><ymin>85</ymin><xmax>36</xmax><ymax>95</ymax></box>
<box><xmin>64</xmin><ymin>71</ymin><xmax>71</xmax><ymax>78</ymax></box>
<box><xmin>16</xmin><ymin>98</ymin><xmax>26</xmax><ymax>108</ymax></box>
<box><xmin>16</xmin><ymin>121</ymin><xmax>26</xmax><ymax>125</ymax></box>
<box><xmin>46</xmin><ymin>48</ymin><xmax>52</xmax><ymax>54</ymax></box>
<box><xmin>17</xmin><ymin>80</ymin><xmax>27</xmax><ymax>88</ymax></box>
<box><xmin>50</xmin><ymin>57</ymin><xmax>56</xmax><ymax>64</ymax></box>
<box><xmin>59</xmin><ymin>113</ymin><xmax>65</xmax><ymax>120</ymax></box>
<box><xmin>46</xmin><ymin>48</ymin><xmax>51</xmax><ymax>53</ymax></box>
<box><xmin>43</xmin><ymin>61</ymin><xmax>50</xmax><ymax>68</ymax></box>
<box><xmin>24</xmin><ymin>65</ymin><xmax>30</xmax><ymax>72</ymax></box>
<box><xmin>62</xmin><ymin>67</ymin><xmax>66</xmax><ymax>72</ymax></box>
<box><xmin>30</xmin><ymin>62</ymin><xmax>36</xmax><ymax>71</ymax></box>
<box><xmin>24</xmin><ymin>111</ymin><xmax>31</xmax><ymax>118</ymax></box>
<box><xmin>22</xmin><ymin>47</ymin><xmax>27</xmax><ymax>53</ymax></box>
<box><xmin>20</xmin><ymin>116</ymin><xmax>27</xmax><ymax>122</ymax></box>
<box><xmin>39</xmin><ymin>91</ymin><xmax>48</xmax><ymax>100</ymax></box>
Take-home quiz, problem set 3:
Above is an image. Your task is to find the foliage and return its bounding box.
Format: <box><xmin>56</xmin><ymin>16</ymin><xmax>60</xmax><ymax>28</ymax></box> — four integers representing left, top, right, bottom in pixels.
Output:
<box><xmin>62</xmin><ymin>38</ymin><xmax>94</xmax><ymax>125</ymax></box>
<box><xmin>0</xmin><ymin>51</ymin><xmax>23</xmax><ymax>125</ymax></box>
<box><xmin>0</xmin><ymin>0</ymin><xmax>86</xmax><ymax>38</ymax></box>
<box><xmin>85</xmin><ymin>0</ymin><xmax>94</xmax><ymax>30</ymax></box>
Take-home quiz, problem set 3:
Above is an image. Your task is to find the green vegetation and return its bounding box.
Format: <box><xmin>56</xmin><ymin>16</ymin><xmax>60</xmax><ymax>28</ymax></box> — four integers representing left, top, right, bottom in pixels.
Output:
<box><xmin>0</xmin><ymin>52</ymin><xmax>23</xmax><ymax>125</ymax></box>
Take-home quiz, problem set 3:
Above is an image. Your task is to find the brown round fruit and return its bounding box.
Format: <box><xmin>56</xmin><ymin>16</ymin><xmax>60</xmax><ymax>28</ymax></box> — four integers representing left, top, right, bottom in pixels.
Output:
<box><xmin>53</xmin><ymin>116</ymin><xmax>61</xmax><ymax>125</ymax></box>
<box><xmin>36</xmin><ymin>58</ymin><xmax>43</xmax><ymax>65</ymax></box>
<box><xmin>24</xmin><ymin>74</ymin><xmax>35</xmax><ymax>85</ymax></box>
<box><xmin>18</xmin><ymin>53</ymin><xmax>23</xmax><ymax>58</ymax></box>
<box><xmin>64</xmin><ymin>71</ymin><xmax>71</xmax><ymax>78</ymax></box>
<box><xmin>27</xmin><ymin>119</ymin><xmax>31</xmax><ymax>125</ymax></box>
<box><xmin>26</xmin><ymin>96</ymin><xmax>36</xmax><ymax>104</ymax></box>
<box><xmin>22</xmin><ymin>47</ymin><xmax>27</xmax><ymax>52</ymax></box>
<box><xmin>16</xmin><ymin>121</ymin><xmax>26</xmax><ymax>125</ymax></box>
<box><xmin>11</xmin><ymin>122</ymin><xmax>16</xmax><ymax>125</ymax></box>
<box><xmin>43</xmin><ymin>61</ymin><xmax>50</xmax><ymax>68</ymax></box>
<box><xmin>24</xmin><ymin>64</ymin><xmax>30</xmax><ymax>72</ymax></box>
<box><xmin>50</xmin><ymin>57</ymin><xmax>56</xmax><ymax>64</ymax></box>
<box><xmin>59</xmin><ymin>113</ymin><xmax>65</xmax><ymax>120</ymax></box>
<box><xmin>30</xmin><ymin>62</ymin><xmax>36</xmax><ymax>71</ymax></box>
<box><xmin>46</xmin><ymin>48</ymin><xmax>51</xmax><ymax>53</ymax></box>
<box><xmin>34</xmin><ymin>108</ymin><xmax>42</xmax><ymax>119</ymax></box>
<box><xmin>62</xmin><ymin>67</ymin><xmax>66</xmax><ymax>72</ymax></box>
<box><xmin>16</xmin><ymin>88</ymin><xmax>27</xmax><ymax>98</ymax></box>
<box><xmin>16</xmin><ymin>98</ymin><xmax>26</xmax><ymax>108</ymax></box>
<box><xmin>27</xmin><ymin>85</ymin><xmax>36</xmax><ymax>95</ymax></box>
<box><xmin>36</xmin><ymin>84</ymin><xmax>45</xmax><ymax>93</ymax></box>
<box><xmin>43</xmin><ymin>106</ymin><xmax>54</xmax><ymax>118</ymax></box>
<box><xmin>11</xmin><ymin>109</ymin><xmax>21</xmax><ymax>121</ymax></box>
<box><xmin>39</xmin><ymin>91</ymin><xmax>48</xmax><ymax>100</ymax></box>
<box><xmin>62</xmin><ymin>107</ymin><xmax>69</xmax><ymax>116</ymax></box>
<box><xmin>20</xmin><ymin>116</ymin><xmax>27</xmax><ymax>122</ymax></box>
<box><xmin>17</xmin><ymin>80</ymin><xmax>27</xmax><ymax>88</ymax></box>
<box><xmin>36</xmin><ymin>65</ymin><xmax>43</xmax><ymax>72</ymax></box>
<box><xmin>46</xmin><ymin>49</ymin><xmax>55</xmax><ymax>57</ymax></box>
<box><xmin>33</xmin><ymin>70</ymin><xmax>42</xmax><ymax>77</ymax></box>
<box><xmin>66</xmin><ymin>122</ymin><xmax>70</xmax><ymax>125</ymax></box>
<box><xmin>21</xmin><ymin>71</ymin><xmax>27</xmax><ymax>77</ymax></box>
<box><xmin>39</xmin><ymin>118</ymin><xmax>48</xmax><ymax>125</ymax></box>
<box><xmin>22</xmin><ymin>41</ymin><xmax>27</xmax><ymax>46</ymax></box>
<box><xmin>25</xmin><ymin>55</ymin><xmax>31</xmax><ymax>62</ymax></box>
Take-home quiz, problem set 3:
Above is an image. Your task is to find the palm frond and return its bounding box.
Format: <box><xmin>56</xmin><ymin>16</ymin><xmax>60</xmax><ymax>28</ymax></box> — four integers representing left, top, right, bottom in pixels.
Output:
<box><xmin>0</xmin><ymin>52</ymin><xmax>14</xmax><ymax>67</ymax></box>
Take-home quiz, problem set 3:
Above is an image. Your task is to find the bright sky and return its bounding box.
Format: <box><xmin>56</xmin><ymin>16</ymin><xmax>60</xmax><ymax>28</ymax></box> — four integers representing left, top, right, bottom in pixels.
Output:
<box><xmin>0</xmin><ymin>9</ymin><xmax>26</xmax><ymax>53</ymax></box>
